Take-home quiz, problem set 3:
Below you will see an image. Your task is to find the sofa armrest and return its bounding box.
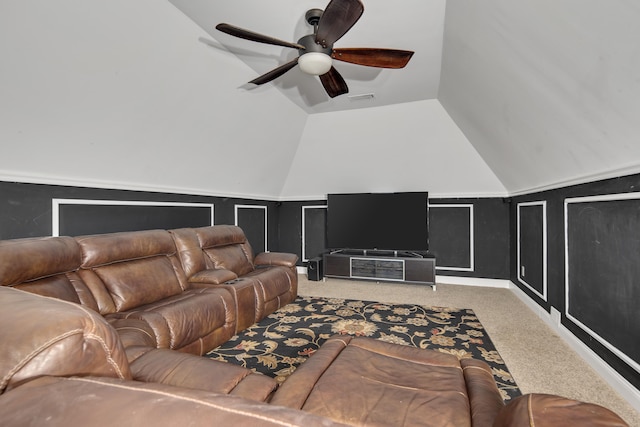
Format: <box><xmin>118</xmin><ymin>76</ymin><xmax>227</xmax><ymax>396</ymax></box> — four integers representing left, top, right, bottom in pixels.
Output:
<box><xmin>129</xmin><ymin>348</ymin><xmax>277</xmax><ymax>402</ymax></box>
<box><xmin>254</xmin><ymin>252</ymin><xmax>298</xmax><ymax>268</ymax></box>
<box><xmin>107</xmin><ymin>318</ymin><xmax>158</xmax><ymax>362</ymax></box>
<box><xmin>0</xmin><ymin>376</ymin><xmax>349</xmax><ymax>427</ymax></box>
<box><xmin>493</xmin><ymin>393</ymin><xmax>629</xmax><ymax>427</ymax></box>
<box><xmin>0</xmin><ymin>286</ymin><xmax>131</xmax><ymax>393</ymax></box>
<box><xmin>188</xmin><ymin>269</ymin><xmax>238</xmax><ymax>285</ymax></box>
<box><xmin>271</xmin><ymin>336</ymin><xmax>352</xmax><ymax>408</ymax></box>
<box><xmin>460</xmin><ymin>358</ymin><xmax>505</xmax><ymax>427</ymax></box>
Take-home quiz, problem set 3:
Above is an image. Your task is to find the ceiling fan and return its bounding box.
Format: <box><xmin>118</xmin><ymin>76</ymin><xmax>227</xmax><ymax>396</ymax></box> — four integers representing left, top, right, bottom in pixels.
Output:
<box><xmin>216</xmin><ymin>0</ymin><xmax>414</xmax><ymax>98</ymax></box>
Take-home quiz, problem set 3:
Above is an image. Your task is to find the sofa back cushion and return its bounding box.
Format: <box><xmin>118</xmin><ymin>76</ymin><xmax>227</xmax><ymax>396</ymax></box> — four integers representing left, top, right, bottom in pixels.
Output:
<box><xmin>0</xmin><ymin>286</ymin><xmax>131</xmax><ymax>395</ymax></box>
<box><xmin>194</xmin><ymin>225</ymin><xmax>255</xmax><ymax>276</ymax></box>
<box><xmin>75</xmin><ymin>230</ymin><xmax>189</xmax><ymax>314</ymax></box>
<box><xmin>0</xmin><ymin>236</ymin><xmax>99</xmax><ymax>310</ymax></box>
<box><xmin>169</xmin><ymin>227</ymin><xmax>208</xmax><ymax>278</ymax></box>
<box><xmin>93</xmin><ymin>257</ymin><xmax>185</xmax><ymax>312</ymax></box>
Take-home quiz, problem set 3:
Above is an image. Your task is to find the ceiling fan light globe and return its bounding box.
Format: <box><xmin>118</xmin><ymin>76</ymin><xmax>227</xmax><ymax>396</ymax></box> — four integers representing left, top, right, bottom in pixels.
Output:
<box><xmin>298</xmin><ymin>52</ymin><xmax>333</xmax><ymax>75</ymax></box>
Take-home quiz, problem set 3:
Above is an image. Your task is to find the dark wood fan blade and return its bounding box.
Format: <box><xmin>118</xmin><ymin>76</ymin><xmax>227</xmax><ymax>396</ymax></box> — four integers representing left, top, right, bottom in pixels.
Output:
<box><xmin>332</xmin><ymin>48</ymin><xmax>414</xmax><ymax>68</ymax></box>
<box><xmin>315</xmin><ymin>0</ymin><xmax>364</xmax><ymax>48</ymax></box>
<box><xmin>319</xmin><ymin>66</ymin><xmax>349</xmax><ymax>98</ymax></box>
<box><xmin>249</xmin><ymin>58</ymin><xmax>299</xmax><ymax>85</ymax></box>
<box><xmin>216</xmin><ymin>23</ymin><xmax>304</xmax><ymax>50</ymax></box>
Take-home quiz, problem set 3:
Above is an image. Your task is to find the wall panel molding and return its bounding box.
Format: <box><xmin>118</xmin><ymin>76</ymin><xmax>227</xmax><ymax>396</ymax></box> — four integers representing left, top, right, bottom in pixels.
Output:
<box><xmin>301</xmin><ymin>205</ymin><xmax>327</xmax><ymax>262</ymax></box>
<box><xmin>235</xmin><ymin>204</ymin><xmax>268</xmax><ymax>253</ymax></box>
<box><xmin>52</xmin><ymin>198</ymin><xmax>214</xmax><ymax>237</ymax></box>
<box><xmin>564</xmin><ymin>192</ymin><xmax>640</xmax><ymax>375</ymax></box>
<box><xmin>517</xmin><ymin>201</ymin><xmax>547</xmax><ymax>301</ymax></box>
<box><xmin>429</xmin><ymin>203</ymin><xmax>474</xmax><ymax>272</ymax></box>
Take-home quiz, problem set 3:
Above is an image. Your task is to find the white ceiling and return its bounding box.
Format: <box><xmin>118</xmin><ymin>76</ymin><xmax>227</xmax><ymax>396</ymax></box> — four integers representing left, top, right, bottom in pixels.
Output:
<box><xmin>1</xmin><ymin>0</ymin><xmax>640</xmax><ymax>201</ymax></box>
<box><xmin>169</xmin><ymin>0</ymin><xmax>445</xmax><ymax>114</ymax></box>
<box><xmin>440</xmin><ymin>0</ymin><xmax>640</xmax><ymax>195</ymax></box>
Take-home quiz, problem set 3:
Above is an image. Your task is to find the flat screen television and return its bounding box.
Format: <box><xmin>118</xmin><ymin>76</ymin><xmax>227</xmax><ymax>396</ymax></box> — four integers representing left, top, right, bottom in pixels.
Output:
<box><xmin>326</xmin><ymin>192</ymin><xmax>429</xmax><ymax>253</ymax></box>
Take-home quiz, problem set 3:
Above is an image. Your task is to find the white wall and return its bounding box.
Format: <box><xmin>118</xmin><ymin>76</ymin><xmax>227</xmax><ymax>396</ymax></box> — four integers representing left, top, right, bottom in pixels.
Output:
<box><xmin>0</xmin><ymin>0</ymin><xmax>308</xmax><ymax>200</ymax></box>
<box><xmin>279</xmin><ymin>99</ymin><xmax>507</xmax><ymax>199</ymax></box>
<box><xmin>440</xmin><ymin>0</ymin><xmax>640</xmax><ymax>195</ymax></box>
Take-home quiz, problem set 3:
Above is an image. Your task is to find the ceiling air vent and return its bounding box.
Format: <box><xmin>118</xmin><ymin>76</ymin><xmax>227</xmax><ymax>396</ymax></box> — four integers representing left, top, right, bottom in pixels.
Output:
<box><xmin>347</xmin><ymin>93</ymin><xmax>375</xmax><ymax>101</ymax></box>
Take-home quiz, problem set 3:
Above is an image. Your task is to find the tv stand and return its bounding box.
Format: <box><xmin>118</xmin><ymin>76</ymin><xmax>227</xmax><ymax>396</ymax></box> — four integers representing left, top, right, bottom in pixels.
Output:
<box><xmin>323</xmin><ymin>250</ymin><xmax>436</xmax><ymax>289</ymax></box>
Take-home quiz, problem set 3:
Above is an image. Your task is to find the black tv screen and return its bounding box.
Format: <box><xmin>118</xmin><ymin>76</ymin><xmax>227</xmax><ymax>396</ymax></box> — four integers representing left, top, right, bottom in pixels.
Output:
<box><xmin>327</xmin><ymin>192</ymin><xmax>429</xmax><ymax>252</ymax></box>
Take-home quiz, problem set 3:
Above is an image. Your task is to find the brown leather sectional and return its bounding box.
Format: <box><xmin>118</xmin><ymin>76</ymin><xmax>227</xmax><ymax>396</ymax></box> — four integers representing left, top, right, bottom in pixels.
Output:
<box><xmin>0</xmin><ymin>226</ymin><xmax>629</xmax><ymax>426</ymax></box>
<box><xmin>1</xmin><ymin>225</ymin><xmax>297</xmax><ymax>356</ymax></box>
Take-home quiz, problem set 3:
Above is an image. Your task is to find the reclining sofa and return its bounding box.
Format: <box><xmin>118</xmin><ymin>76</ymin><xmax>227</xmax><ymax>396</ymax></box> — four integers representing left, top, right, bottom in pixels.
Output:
<box><xmin>0</xmin><ymin>225</ymin><xmax>297</xmax><ymax>356</ymax></box>
<box><xmin>0</xmin><ymin>226</ymin><xmax>629</xmax><ymax>426</ymax></box>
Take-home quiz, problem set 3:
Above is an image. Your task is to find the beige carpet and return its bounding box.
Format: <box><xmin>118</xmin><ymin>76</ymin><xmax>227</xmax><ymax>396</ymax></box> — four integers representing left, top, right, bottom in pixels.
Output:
<box><xmin>298</xmin><ymin>276</ymin><xmax>640</xmax><ymax>426</ymax></box>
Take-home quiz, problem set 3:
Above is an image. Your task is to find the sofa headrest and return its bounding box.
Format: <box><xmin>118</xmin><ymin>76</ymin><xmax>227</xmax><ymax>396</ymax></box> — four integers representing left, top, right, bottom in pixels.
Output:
<box><xmin>169</xmin><ymin>228</ymin><xmax>207</xmax><ymax>278</ymax></box>
<box><xmin>194</xmin><ymin>225</ymin><xmax>247</xmax><ymax>248</ymax></box>
<box><xmin>193</xmin><ymin>225</ymin><xmax>255</xmax><ymax>275</ymax></box>
<box><xmin>0</xmin><ymin>236</ymin><xmax>81</xmax><ymax>286</ymax></box>
<box><xmin>0</xmin><ymin>287</ymin><xmax>131</xmax><ymax>395</ymax></box>
<box><xmin>75</xmin><ymin>230</ymin><xmax>176</xmax><ymax>267</ymax></box>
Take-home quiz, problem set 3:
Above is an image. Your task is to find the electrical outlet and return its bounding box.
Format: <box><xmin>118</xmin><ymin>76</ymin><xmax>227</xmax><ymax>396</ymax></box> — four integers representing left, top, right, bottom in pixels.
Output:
<box><xmin>521</xmin><ymin>265</ymin><xmax>525</xmax><ymax>277</ymax></box>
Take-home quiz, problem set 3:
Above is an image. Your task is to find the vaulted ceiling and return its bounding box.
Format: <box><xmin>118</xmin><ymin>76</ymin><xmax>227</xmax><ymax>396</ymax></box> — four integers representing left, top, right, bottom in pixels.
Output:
<box><xmin>169</xmin><ymin>0</ymin><xmax>444</xmax><ymax>115</ymax></box>
<box><xmin>1</xmin><ymin>1</ymin><xmax>639</xmax><ymax>201</ymax></box>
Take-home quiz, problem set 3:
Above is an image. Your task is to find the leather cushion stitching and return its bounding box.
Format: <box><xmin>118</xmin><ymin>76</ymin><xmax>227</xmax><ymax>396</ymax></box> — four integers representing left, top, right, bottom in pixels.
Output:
<box><xmin>68</xmin><ymin>377</ymin><xmax>303</xmax><ymax>426</ymax></box>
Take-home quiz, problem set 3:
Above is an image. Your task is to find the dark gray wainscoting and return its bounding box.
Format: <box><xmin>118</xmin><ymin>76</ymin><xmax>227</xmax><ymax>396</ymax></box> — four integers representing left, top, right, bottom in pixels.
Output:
<box><xmin>512</xmin><ymin>173</ymin><xmax>640</xmax><ymax>390</ymax></box>
<box><xmin>0</xmin><ymin>181</ymin><xmax>279</xmax><ymax>255</ymax></box>
<box><xmin>429</xmin><ymin>198</ymin><xmax>510</xmax><ymax>280</ymax></box>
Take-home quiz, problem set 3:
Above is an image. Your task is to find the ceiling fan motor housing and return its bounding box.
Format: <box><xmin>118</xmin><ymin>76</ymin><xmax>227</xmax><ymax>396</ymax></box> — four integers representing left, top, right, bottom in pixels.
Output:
<box><xmin>297</xmin><ymin>34</ymin><xmax>332</xmax><ymax>55</ymax></box>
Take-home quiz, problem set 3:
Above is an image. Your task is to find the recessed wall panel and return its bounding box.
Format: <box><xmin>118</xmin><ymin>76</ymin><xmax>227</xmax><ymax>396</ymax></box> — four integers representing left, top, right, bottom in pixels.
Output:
<box><xmin>235</xmin><ymin>205</ymin><xmax>267</xmax><ymax>253</ymax></box>
<box><xmin>429</xmin><ymin>204</ymin><xmax>473</xmax><ymax>271</ymax></box>
<box><xmin>517</xmin><ymin>201</ymin><xmax>547</xmax><ymax>300</ymax></box>
<box><xmin>302</xmin><ymin>205</ymin><xmax>327</xmax><ymax>262</ymax></box>
<box><xmin>565</xmin><ymin>193</ymin><xmax>640</xmax><ymax>373</ymax></box>
<box><xmin>53</xmin><ymin>199</ymin><xmax>213</xmax><ymax>236</ymax></box>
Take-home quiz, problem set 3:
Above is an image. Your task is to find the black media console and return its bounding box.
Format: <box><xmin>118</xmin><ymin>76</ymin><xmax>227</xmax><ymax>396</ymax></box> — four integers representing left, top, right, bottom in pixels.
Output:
<box><xmin>323</xmin><ymin>250</ymin><xmax>436</xmax><ymax>290</ymax></box>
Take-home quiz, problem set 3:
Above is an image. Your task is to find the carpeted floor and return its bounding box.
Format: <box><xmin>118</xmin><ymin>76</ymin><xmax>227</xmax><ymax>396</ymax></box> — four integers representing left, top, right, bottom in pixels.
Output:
<box><xmin>295</xmin><ymin>277</ymin><xmax>640</xmax><ymax>426</ymax></box>
<box><xmin>206</xmin><ymin>295</ymin><xmax>521</xmax><ymax>401</ymax></box>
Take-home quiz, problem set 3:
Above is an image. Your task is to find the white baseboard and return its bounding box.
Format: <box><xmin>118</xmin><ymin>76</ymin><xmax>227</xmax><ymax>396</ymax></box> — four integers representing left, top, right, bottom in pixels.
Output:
<box><xmin>435</xmin><ymin>275</ymin><xmax>511</xmax><ymax>288</ymax></box>
<box><xmin>509</xmin><ymin>282</ymin><xmax>640</xmax><ymax>413</ymax></box>
<box><xmin>299</xmin><ymin>269</ymin><xmax>511</xmax><ymax>289</ymax></box>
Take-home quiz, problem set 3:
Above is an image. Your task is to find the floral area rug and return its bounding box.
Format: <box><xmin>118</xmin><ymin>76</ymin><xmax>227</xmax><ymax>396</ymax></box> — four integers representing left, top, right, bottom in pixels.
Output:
<box><xmin>205</xmin><ymin>295</ymin><xmax>521</xmax><ymax>401</ymax></box>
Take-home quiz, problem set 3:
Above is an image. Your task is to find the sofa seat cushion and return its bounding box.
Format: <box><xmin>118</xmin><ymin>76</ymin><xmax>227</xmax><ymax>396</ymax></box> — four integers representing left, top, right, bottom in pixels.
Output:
<box><xmin>272</xmin><ymin>335</ymin><xmax>499</xmax><ymax>427</ymax></box>
<box><xmin>129</xmin><ymin>348</ymin><xmax>278</xmax><ymax>402</ymax></box>
<box><xmin>107</xmin><ymin>287</ymin><xmax>235</xmax><ymax>355</ymax></box>
<box><xmin>0</xmin><ymin>376</ymin><xmax>349</xmax><ymax>427</ymax></box>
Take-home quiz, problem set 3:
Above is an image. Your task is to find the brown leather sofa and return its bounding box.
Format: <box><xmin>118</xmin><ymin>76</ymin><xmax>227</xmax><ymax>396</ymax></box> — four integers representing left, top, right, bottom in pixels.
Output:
<box><xmin>170</xmin><ymin>225</ymin><xmax>298</xmax><ymax>331</ymax></box>
<box><xmin>0</xmin><ymin>285</ymin><xmax>345</xmax><ymax>426</ymax></box>
<box><xmin>0</xmin><ymin>225</ymin><xmax>297</xmax><ymax>355</ymax></box>
<box><xmin>0</xmin><ymin>227</ymin><xmax>629</xmax><ymax>426</ymax></box>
